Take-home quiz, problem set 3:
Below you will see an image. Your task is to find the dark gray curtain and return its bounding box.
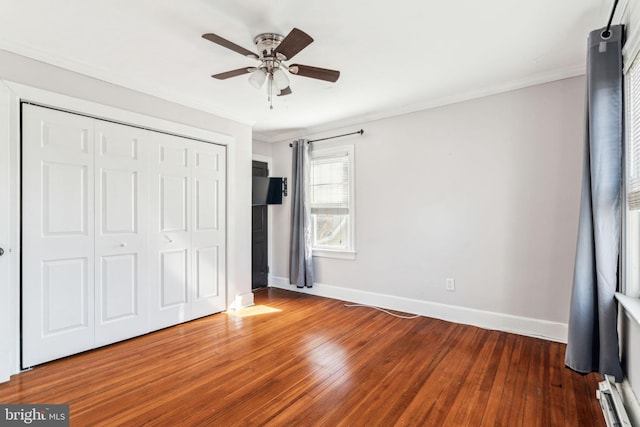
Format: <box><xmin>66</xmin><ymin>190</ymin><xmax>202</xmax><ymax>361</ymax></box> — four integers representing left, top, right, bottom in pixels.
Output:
<box><xmin>289</xmin><ymin>139</ymin><xmax>314</xmax><ymax>287</ymax></box>
<box><xmin>565</xmin><ymin>25</ymin><xmax>624</xmax><ymax>381</ymax></box>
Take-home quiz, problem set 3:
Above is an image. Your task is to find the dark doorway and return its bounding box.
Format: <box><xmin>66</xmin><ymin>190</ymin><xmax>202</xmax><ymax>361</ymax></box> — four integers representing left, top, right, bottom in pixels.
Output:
<box><xmin>252</xmin><ymin>160</ymin><xmax>269</xmax><ymax>289</ymax></box>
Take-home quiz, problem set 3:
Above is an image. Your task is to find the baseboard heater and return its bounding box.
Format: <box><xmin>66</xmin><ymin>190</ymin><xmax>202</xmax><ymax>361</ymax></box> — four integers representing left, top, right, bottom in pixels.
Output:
<box><xmin>597</xmin><ymin>375</ymin><xmax>632</xmax><ymax>427</ymax></box>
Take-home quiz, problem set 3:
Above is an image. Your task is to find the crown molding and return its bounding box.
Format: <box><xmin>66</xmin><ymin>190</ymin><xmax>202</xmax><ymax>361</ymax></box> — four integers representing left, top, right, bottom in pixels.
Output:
<box><xmin>253</xmin><ymin>64</ymin><xmax>586</xmax><ymax>143</ymax></box>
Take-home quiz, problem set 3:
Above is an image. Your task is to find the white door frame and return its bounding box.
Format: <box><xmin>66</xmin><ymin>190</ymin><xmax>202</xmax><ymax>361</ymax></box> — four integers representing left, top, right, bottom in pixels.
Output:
<box><xmin>0</xmin><ymin>81</ymin><xmax>19</xmax><ymax>382</ymax></box>
<box><xmin>0</xmin><ymin>80</ymin><xmax>234</xmax><ymax>382</ymax></box>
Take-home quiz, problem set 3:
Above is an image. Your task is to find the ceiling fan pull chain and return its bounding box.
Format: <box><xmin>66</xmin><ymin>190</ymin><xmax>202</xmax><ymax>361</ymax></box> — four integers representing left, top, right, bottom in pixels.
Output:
<box><xmin>268</xmin><ymin>75</ymin><xmax>274</xmax><ymax>110</ymax></box>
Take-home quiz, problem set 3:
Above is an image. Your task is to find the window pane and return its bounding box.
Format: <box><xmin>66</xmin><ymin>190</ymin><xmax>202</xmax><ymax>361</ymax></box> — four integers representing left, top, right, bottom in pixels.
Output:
<box><xmin>312</xmin><ymin>183</ymin><xmax>348</xmax><ymax>206</ymax></box>
<box><xmin>312</xmin><ymin>214</ymin><xmax>348</xmax><ymax>248</ymax></box>
<box><xmin>312</xmin><ymin>157</ymin><xmax>347</xmax><ymax>184</ymax></box>
<box><xmin>310</xmin><ymin>155</ymin><xmax>349</xmax><ymax>208</ymax></box>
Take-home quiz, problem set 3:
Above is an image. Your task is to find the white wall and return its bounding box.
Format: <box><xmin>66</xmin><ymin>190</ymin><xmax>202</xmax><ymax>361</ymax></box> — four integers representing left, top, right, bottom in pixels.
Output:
<box><xmin>269</xmin><ymin>76</ymin><xmax>584</xmax><ymax>340</ymax></box>
<box><xmin>252</xmin><ymin>140</ymin><xmax>273</xmax><ymax>158</ymax></box>
<box><xmin>0</xmin><ymin>50</ymin><xmax>252</xmax><ymax>380</ymax></box>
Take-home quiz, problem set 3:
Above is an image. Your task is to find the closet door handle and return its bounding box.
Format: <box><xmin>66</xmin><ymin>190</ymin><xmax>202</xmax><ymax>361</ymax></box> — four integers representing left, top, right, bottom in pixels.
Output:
<box><xmin>164</xmin><ymin>235</ymin><xmax>173</xmax><ymax>243</ymax></box>
<box><xmin>0</xmin><ymin>247</ymin><xmax>4</xmax><ymax>256</ymax></box>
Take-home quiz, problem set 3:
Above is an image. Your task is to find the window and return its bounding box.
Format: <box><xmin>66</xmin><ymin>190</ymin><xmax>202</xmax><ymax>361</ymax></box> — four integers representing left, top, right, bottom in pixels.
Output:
<box><xmin>625</xmin><ymin>50</ymin><xmax>640</xmax><ymax>298</ymax></box>
<box><xmin>627</xmin><ymin>53</ymin><xmax>640</xmax><ymax>212</ymax></box>
<box><xmin>309</xmin><ymin>145</ymin><xmax>355</xmax><ymax>259</ymax></box>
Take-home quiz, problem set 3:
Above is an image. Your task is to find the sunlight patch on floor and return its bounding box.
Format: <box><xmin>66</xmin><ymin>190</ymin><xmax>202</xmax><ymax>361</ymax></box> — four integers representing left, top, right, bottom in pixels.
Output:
<box><xmin>227</xmin><ymin>305</ymin><xmax>282</xmax><ymax>318</ymax></box>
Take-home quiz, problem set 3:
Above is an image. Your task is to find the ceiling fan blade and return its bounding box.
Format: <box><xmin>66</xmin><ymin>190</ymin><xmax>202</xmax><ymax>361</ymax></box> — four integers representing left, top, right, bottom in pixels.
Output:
<box><xmin>289</xmin><ymin>64</ymin><xmax>340</xmax><ymax>82</ymax></box>
<box><xmin>211</xmin><ymin>67</ymin><xmax>254</xmax><ymax>80</ymax></box>
<box><xmin>274</xmin><ymin>28</ymin><xmax>313</xmax><ymax>60</ymax></box>
<box><xmin>278</xmin><ymin>87</ymin><xmax>292</xmax><ymax>96</ymax></box>
<box><xmin>202</xmin><ymin>33</ymin><xmax>258</xmax><ymax>59</ymax></box>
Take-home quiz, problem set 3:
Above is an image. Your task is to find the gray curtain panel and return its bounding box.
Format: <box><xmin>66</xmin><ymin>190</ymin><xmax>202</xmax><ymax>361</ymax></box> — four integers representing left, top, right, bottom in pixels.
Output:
<box><xmin>565</xmin><ymin>25</ymin><xmax>624</xmax><ymax>381</ymax></box>
<box><xmin>289</xmin><ymin>139</ymin><xmax>314</xmax><ymax>287</ymax></box>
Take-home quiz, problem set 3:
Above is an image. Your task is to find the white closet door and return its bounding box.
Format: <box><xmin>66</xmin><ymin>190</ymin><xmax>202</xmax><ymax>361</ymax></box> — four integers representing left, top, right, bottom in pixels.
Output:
<box><xmin>22</xmin><ymin>105</ymin><xmax>96</xmax><ymax>367</ymax></box>
<box><xmin>191</xmin><ymin>142</ymin><xmax>226</xmax><ymax>318</ymax></box>
<box><xmin>94</xmin><ymin>121</ymin><xmax>149</xmax><ymax>346</ymax></box>
<box><xmin>22</xmin><ymin>105</ymin><xmax>228</xmax><ymax>366</ymax></box>
<box><xmin>149</xmin><ymin>133</ymin><xmax>192</xmax><ymax>329</ymax></box>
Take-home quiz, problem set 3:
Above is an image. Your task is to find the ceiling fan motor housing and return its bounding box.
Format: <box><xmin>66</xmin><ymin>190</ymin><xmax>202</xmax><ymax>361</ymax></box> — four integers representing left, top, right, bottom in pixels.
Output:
<box><xmin>253</xmin><ymin>33</ymin><xmax>285</xmax><ymax>64</ymax></box>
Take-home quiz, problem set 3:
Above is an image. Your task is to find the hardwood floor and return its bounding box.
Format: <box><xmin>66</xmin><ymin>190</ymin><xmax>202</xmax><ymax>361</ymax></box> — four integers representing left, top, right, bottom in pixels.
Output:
<box><xmin>0</xmin><ymin>288</ymin><xmax>604</xmax><ymax>426</ymax></box>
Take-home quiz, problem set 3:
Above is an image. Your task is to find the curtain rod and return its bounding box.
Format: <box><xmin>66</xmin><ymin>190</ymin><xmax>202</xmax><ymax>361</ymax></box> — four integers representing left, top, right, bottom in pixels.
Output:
<box><xmin>289</xmin><ymin>129</ymin><xmax>364</xmax><ymax>147</ymax></box>
<box><xmin>602</xmin><ymin>0</ymin><xmax>620</xmax><ymax>39</ymax></box>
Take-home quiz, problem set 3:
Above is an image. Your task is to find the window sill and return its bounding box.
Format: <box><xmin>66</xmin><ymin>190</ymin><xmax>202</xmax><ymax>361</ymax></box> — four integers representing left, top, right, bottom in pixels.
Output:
<box><xmin>312</xmin><ymin>249</ymin><xmax>357</xmax><ymax>260</ymax></box>
<box><xmin>616</xmin><ymin>292</ymin><xmax>640</xmax><ymax>325</ymax></box>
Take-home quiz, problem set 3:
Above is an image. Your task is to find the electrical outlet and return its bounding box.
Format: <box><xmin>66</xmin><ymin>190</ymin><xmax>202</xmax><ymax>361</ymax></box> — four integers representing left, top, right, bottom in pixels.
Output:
<box><xmin>446</xmin><ymin>278</ymin><xmax>455</xmax><ymax>291</ymax></box>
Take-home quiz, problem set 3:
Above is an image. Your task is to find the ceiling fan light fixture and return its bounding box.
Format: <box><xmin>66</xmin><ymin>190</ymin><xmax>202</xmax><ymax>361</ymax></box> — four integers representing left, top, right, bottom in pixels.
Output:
<box><xmin>272</xmin><ymin>68</ymin><xmax>290</xmax><ymax>90</ymax></box>
<box><xmin>248</xmin><ymin>69</ymin><xmax>267</xmax><ymax>89</ymax></box>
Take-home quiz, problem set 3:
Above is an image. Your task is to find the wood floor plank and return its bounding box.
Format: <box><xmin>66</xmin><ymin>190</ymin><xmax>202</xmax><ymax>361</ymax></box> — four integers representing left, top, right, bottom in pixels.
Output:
<box><xmin>0</xmin><ymin>288</ymin><xmax>606</xmax><ymax>426</ymax></box>
<box><xmin>523</xmin><ymin>338</ymin><xmax>548</xmax><ymax>427</ymax></box>
<box><xmin>480</xmin><ymin>333</ymin><xmax>516</xmax><ymax>426</ymax></box>
<box><xmin>445</xmin><ymin>329</ymin><xmax>499</xmax><ymax>426</ymax></box>
<box><xmin>508</xmin><ymin>335</ymin><xmax>535</xmax><ymax>424</ymax></box>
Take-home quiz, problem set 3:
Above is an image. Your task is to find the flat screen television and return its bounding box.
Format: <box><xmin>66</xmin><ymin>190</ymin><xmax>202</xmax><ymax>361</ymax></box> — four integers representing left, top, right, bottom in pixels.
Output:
<box><xmin>252</xmin><ymin>177</ymin><xmax>284</xmax><ymax>205</ymax></box>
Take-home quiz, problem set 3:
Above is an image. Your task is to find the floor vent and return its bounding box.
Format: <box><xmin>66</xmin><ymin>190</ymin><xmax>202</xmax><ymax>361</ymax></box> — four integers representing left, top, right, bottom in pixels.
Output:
<box><xmin>597</xmin><ymin>375</ymin><xmax>633</xmax><ymax>427</ymax></box>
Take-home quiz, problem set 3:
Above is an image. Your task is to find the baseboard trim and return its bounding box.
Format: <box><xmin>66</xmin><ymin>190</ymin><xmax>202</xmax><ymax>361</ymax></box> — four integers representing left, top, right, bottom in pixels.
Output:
<box><xmin>270</xmin><ymin>276</ymin><xmax>568</xmax><ymax>343</ymax></box>
<box><xmin>229</xmin><ymin>293</ymin><xmax>255</xmax><ymax>311</ymax></box>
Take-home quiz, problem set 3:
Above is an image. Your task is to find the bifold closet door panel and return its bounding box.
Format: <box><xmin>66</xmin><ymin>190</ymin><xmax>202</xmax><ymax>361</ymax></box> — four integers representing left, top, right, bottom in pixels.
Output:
<box><xmin>22</xmin><ymin>105</ymin><xmax>96</xmax><ymax>367</ymax></box>
<box><xmin>94</xmin><ymin>121</ymin><xmax>150</xmax><ymax>347</ymax></box>
<box><xmin>191</xmin><ymin>142</ymin><xmax>226</xmax><ymax>318</ymax></box>
<box><xmin>149</xmin><ymin>132</ymin><xmax>193</xmax><ymax>330</ymax></box>
<box><xmin>148</xmin><ymin>135</ymin><xmax>227</xmax><ymax>328</ymax></box>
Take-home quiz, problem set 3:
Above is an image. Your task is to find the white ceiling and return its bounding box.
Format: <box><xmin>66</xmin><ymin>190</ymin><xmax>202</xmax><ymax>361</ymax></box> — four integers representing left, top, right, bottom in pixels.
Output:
<box><xmin>0</xmin><ymin>0</ymin><xmax>613</xmax><ymax>142</ymax></box>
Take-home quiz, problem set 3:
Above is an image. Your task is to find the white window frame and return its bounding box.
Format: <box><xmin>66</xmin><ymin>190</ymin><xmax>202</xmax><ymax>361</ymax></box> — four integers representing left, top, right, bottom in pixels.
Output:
<box><xmin>309</xmin><ymin>144</ymin><xmax>356</xmax><ymax>260</ymax></box>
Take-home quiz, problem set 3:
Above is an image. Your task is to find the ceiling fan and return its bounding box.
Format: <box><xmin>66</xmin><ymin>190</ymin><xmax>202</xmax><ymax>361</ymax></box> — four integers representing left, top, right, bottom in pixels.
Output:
<box><xmin>202</xmin><ymin>28</ymin><xmax>340</xmax><ymax>108</ymax></box>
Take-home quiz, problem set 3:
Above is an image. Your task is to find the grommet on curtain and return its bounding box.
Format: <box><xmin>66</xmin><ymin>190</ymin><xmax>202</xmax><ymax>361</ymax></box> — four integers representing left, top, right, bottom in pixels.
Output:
<box><xmin>601</xmin><ymin>0</ymin><xmax>619</xmax><ymax>41</ymax></box>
